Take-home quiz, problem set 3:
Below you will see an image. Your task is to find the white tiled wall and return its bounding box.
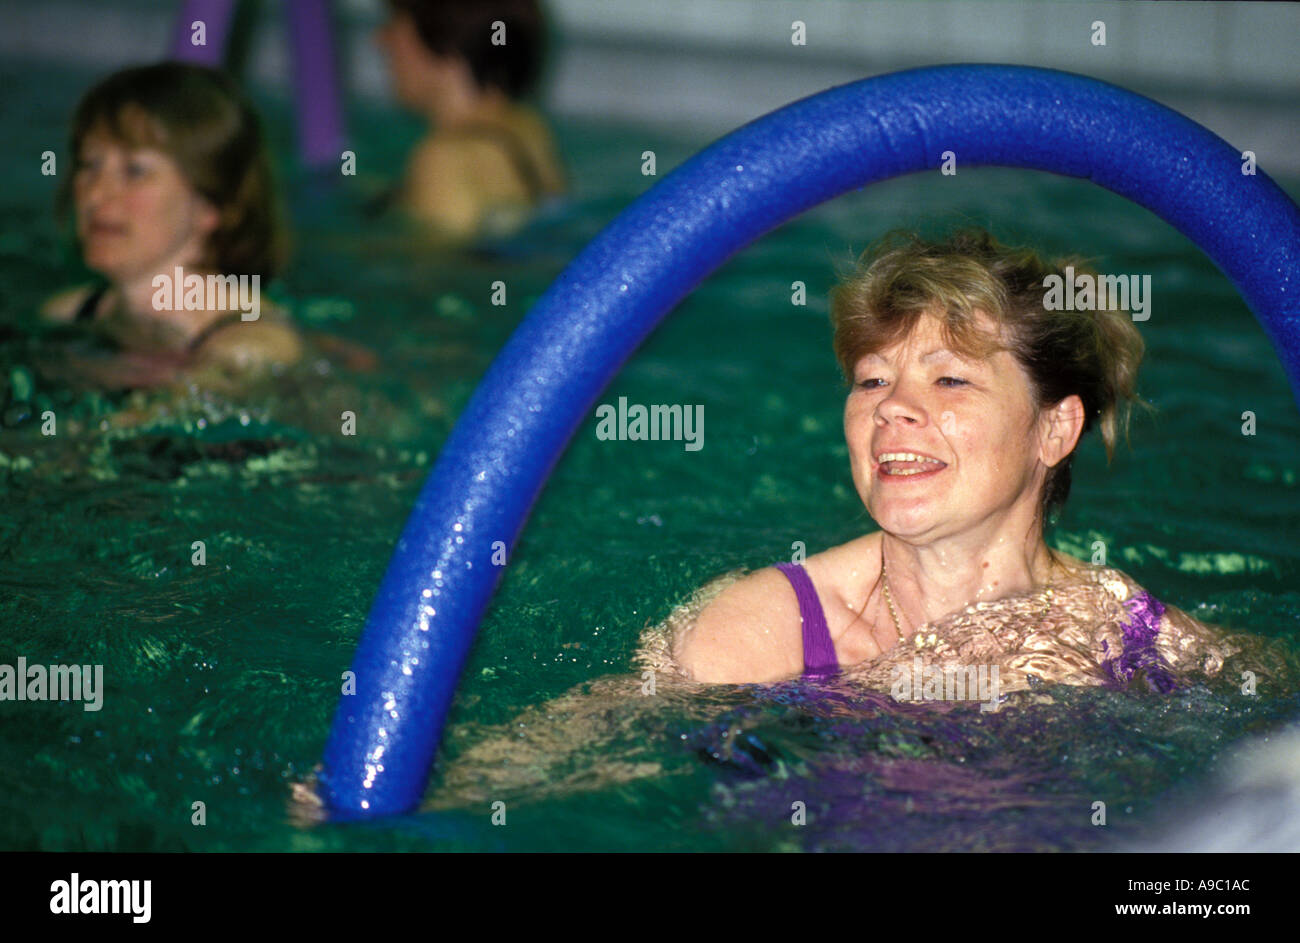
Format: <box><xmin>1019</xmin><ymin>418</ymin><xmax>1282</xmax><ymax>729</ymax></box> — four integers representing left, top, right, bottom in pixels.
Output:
<box><xmin>5</xmin><ymin>1</ymin><xmax>1294</xmax><ymax>95</ymax></box>
<box><xmin>548</xmin><ymin>1</ymin><xmax>1295</xmax><ymax>90</ymax></box>
<box><xmin>2</xmin><ymin>0</ymin><xmax>1295</xmax><ymax>170</ymax></box>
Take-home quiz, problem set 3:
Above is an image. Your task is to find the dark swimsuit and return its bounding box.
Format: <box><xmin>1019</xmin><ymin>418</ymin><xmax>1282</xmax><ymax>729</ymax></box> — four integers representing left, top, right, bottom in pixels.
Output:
<box><xmin>72</xmin><ymin>284</ymin><xmax>108</xmax><ymax>324</ymax></box>
<box><xmin>74</xmin><ymin>284</ymin><xmax>248</xmax><ymax>354</ymax></box>
<box><xmin>774</xmin><ymin>560</ymin><xmax>1178</xmax><ymax>689</ymax></box>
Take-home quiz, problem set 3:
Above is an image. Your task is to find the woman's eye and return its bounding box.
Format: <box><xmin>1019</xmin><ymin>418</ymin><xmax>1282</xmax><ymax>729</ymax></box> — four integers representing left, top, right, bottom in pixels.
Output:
<box><xmin>126</xmin><ymin>160</ymin><xmax>151</xmax><ymax>178</ymax></box>
<box><xmin>856</xmin><ymin>378</ymin><xmax>885</xmax><ymax>390</ymax></box>
<box><xmin>937</xmin><ymin>376</ymin><xmax>968</xmax><ymax>387</ymax></box>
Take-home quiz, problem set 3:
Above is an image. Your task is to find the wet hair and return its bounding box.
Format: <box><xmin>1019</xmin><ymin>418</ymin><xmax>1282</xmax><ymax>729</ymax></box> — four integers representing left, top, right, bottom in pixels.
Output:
<box><xmin>386</xmin><ymin>0</ymin><xmax>546</xmax><ymax>99</ymax></box>
<box><xmin>58</xmin><ymin>61</ymin><xmax>286</xmax><ymax>280</ymax></box>
<box><xmin>829</xmin><ymin>228</ymin><xmax>1149</xmax><ymax>522</ymax></box>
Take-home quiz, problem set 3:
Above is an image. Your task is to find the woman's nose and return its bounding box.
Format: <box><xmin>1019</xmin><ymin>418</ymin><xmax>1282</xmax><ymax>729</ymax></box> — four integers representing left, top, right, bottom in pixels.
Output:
<box><xmin>875</xmin><ymin>384</ymin><xmax>927</xmax><ymax>425</ymax></box>
<box><xmin>78</xmin><ymin>168</ymin><xmax>117</xmax><ymax>209</ymax></box>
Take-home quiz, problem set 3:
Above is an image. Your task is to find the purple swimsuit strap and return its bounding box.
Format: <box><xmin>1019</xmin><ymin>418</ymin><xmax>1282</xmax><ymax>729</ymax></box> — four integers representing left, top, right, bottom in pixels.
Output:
<box><xmin>1100</xmin><ymin>590</ymin><xmax>1179</xmax><ymax>693</ymax></box>
<box><xmin>774</xmin><ymin>562</ymin><xmax>839</xmax><ymax>678</ymax></box>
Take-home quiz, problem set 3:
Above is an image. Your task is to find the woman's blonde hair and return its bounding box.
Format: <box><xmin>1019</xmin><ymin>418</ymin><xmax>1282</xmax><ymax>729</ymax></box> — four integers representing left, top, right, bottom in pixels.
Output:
<box><xmin>59</xmin><ymin>61</ymin><xmax>286</xmax><ymax>280</ymax></box>
<box><xmin>830</xmin><ymin>228</ymin><xmax>1150</xmax><ymax>520</ymax></box>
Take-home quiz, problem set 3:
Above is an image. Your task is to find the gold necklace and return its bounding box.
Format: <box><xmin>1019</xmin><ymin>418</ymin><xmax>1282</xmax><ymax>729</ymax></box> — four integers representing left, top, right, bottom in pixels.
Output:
<box><xmin>881</xmin><ymin>550</ymin><xmax>1058</xmax><ymax>650</ymax></box>
<box><xmin>880</xmin><ymin>554</ymin><xmax>904</xmax><ymax>636</ymax></box>
<box><xmin>881</xmin><ymin>553</ymin><xmax>921</xmax><ymax>647</ymax></box>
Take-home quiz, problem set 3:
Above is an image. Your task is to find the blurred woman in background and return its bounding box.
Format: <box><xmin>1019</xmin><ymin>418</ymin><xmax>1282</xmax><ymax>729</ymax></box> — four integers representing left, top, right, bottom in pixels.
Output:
<box><xmin>376</xmin><ymin>0</ymin><xmax>567</xmax><ymax>241</ymax></box>
<box><xmin>42</xmin><ymin>61</ymin><xmax>301</xmax><ymax>394</ymax></box>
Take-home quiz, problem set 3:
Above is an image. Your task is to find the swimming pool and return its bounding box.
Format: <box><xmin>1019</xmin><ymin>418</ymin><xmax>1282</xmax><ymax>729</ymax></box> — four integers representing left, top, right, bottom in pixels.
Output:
<box><xmin>2</xmin><ymin>62</ymin><xmax>1298</xmax><ymax>852</ymax></box>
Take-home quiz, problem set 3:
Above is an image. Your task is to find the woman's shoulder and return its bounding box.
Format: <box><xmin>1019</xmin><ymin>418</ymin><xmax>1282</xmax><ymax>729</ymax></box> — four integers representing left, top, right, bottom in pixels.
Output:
<box><xmin>507</xmin><ymin>105</ymin><xmax>562</xmax><ymax>154</ymax></box>
<box><xmin>1062</xmin><ymin>556</ymin><xmax>1241</xmax><ymax>677</ymax></box>
<box><xmin>414</xmin><ymin>129</ymin><xmax>509</xmax><ymax>179</ymax></box>
<box><xmin>801</xmin><ymin>532</ymin><xmax>881</xmax><ymax>584</ymax></box>
<box><xmin>1050</xmin><ymin>554</ymin><xmax>1175</xmax><ymax>627</ymax></box>
<box><xmin>508</xmin><ymin>105</ymin><xmax>566</xmax><ymax>193</ymax></box>
<box><xmin>670</xmin><ymin>565</ymin><xmax>806</xmax><ymax>683</ymax></box>
<box><xmin>509</xmin><ymin>103</ymin><xmax>551</xmax><ymax>135</ymax></box>
<box><xmin>433</xmin><ymin>113</ymin><xmax>562</xmax><ymax>192</ymax></box>
<box><xmin>41</xmin><ymin>283</ymin><xmax>104</xmax><ymax>323</ymax></box>
<box><xmin>193</xmin><ymin>305</ymin><xmax>302</xmax><ymax>371</ymax></box>
<box><xmin>1050</xmin><ymin>552</ymin><xmax>1141</xmax><ymax>601</ymax></box>
<box><xmin>1052</xmin><ymin>555</ymin><xmax>1193</xmax><ymax>628</ymax></box>
<box><xmin>402</xmin><ymin>137</ymin><xmax>490</xmax><ymax>236</ymax></box>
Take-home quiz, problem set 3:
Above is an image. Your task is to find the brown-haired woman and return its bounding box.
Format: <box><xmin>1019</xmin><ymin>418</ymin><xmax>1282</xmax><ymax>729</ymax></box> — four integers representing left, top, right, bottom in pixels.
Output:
<box><xmin>376</xmin><ymin>0</ymin><xmax>566</xmax><ymax>240</ymax></box>
<box><xmin>661</xmin><ymin>229</ymin><xmax>1259</xmax><ymax>695</ymax></box>
<box><xmin>42</xmin><ymin>61</ymin><xmax>301</xmax><ymax>393</ymax></box>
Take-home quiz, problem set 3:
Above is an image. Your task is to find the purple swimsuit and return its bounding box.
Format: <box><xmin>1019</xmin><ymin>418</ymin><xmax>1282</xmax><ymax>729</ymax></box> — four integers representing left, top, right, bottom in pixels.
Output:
<box><xmin>773</xmin><ymin>562</ymin><xmax>840</xmax><ymax>680</ymax></box>
<box><xmin>1099</xmin><ymin>590</ymin><xmax>1179</xmax><ymax>692</ymax></box>
<box><xmin>774</xmin><ymin>561</ymin><xmax>1178</xmax><ymax>690</ymax></box>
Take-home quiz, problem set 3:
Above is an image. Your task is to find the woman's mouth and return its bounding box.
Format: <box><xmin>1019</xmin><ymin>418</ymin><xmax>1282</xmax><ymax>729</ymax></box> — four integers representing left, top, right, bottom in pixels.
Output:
<box><xmin>875</xmin><ymin>451</ymin><xmax>948</xmax><ymax>479</ymax></box>
<box><xmin>86</xmin><ymin>220</ymin><xmax>128</xmax><ymax>237</ymax></box>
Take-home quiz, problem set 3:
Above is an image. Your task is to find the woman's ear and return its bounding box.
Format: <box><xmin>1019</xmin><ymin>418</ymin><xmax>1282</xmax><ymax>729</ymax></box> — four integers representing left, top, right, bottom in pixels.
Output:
<box><xmin>1038</xmin><ymin>395</ymin><xmax>1086</xmax><ymax>468</ymax></box>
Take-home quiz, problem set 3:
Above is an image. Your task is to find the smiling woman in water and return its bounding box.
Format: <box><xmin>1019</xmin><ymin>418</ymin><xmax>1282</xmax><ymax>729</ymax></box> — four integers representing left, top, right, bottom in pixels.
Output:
<box><xmin>647</xmin><ymin>229</ymin><xmax>1271</xmax><ymax>694</ymax></box>
<box><xmin>290</xmin><ymin>228</ymin><xmax>1290</xmax><ymax>823</ymax></box>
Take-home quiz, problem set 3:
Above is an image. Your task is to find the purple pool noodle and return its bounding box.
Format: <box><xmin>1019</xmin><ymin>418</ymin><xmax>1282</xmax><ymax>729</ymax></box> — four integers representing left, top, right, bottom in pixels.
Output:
<box><xmin>286</xmin><ymin>0</ymin><xmax>345</xmax><ymax>167</ymax></box>
<box><xmin>170</xmin><ymin>0</ymin><xmax>235</xmax><ymax>66</ymax></box>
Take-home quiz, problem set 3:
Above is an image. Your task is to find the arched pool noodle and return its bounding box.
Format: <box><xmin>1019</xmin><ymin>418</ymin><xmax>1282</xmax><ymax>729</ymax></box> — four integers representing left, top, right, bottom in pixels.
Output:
<box><xmin>171</xmin><ymin>0</ymin><xmax>343</xmax><ymax>167</ymax></box>
<box><xmin>319</xmin><ymin>64</ymin><xmax>1300</xmax><ymax>818</ymax></box>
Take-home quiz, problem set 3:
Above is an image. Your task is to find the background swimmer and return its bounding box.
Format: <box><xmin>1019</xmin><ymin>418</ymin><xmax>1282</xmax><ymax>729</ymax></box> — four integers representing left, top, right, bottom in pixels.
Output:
<box><xmin>375</xmin><ymin>0</ymin><xmax>566</xmax><ymax>241</ymax></box>
<box><xmin>41</xmin><ymin>62</ymin><xmax>301</xmax><ymax>395</ymax></box>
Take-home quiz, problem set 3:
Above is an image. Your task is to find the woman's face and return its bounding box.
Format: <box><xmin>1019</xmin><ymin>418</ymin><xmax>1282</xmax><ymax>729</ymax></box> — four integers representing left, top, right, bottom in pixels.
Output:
<box><xmin>74</xmin><ymin>127</ymin><xmax>218</xmax><ymax>283</ymax></box>
<box><xmin>376</xmin><ymin>11</ymin><xmax>456</xmax><ymax>109</ymax></box>
<box><xmin>844</xmin><ymin>310</ymin><xmax>1052</xmax><ymax>542</ymax></box>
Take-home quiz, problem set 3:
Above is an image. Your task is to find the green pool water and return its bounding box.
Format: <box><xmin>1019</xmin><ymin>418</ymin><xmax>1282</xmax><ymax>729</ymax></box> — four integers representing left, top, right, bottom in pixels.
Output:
<box><xmin>2</xmin><ymin>63</ymin><xmax>1298</xmax><ymax>852</ymax></box>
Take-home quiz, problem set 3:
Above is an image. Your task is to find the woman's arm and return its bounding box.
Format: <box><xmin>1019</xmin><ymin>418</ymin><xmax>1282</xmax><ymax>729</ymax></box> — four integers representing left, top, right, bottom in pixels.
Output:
<box><xmin>181</xmin><ymin>320</ymin><xmax>303</xmax><ymax>396</ymax></box>
<box><xmin>667</xmin><ymin>568</ymin><xmax>805</xmax><ymax>684</ymax></box>
<box><xmin>1154</xmin><ymin>602</ymin><xmax>1238</xmax><ymax>678</ymax></box>
<box><xmin>1154</xmin><ymin>601</ymin><xmax>1296</xmax><ymax>689</ymax></box>
<box><xmin>68</xmin><ymin>321</ymin><xmax>304</xmax><ymax>424</ymax></box>
<box><xmin>1103</xmin><ymin>568</ymin><xmax>1293</xmax><ymax>688</ymax></box>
